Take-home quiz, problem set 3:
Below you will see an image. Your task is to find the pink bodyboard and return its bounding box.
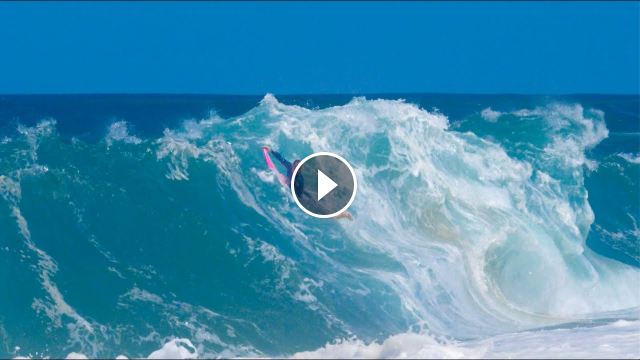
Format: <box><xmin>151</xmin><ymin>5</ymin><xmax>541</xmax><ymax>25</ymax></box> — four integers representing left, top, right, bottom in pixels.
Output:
<box><xmin>263</xmin><ymin>148</ymin><xmax>287</xmax><ymax>185</ymax></box>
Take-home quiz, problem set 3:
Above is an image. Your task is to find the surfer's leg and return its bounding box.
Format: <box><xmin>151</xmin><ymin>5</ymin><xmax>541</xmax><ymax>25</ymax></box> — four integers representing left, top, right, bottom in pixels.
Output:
<box><xmin>334</xmin><ymin>211</ymin><xmax>354</xmax><ymax>221</ymax></box>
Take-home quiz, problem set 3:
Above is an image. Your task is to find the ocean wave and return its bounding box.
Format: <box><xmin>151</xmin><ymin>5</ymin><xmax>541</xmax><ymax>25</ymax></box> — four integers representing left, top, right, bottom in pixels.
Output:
<box><xmin>1</xmin><ymin>95</ymin><xmax>638</xmax><ymax>358</ymax></box>
<box><xmin>253</xmin><ymin>96</ymin><xmax>635</xmax><ymax>323</ymax></box>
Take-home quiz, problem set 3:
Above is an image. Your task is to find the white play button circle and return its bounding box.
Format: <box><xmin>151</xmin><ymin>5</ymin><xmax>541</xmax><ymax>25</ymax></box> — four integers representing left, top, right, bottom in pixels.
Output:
<box><xmin>317</xmin><ymin>169</ymin><xmax>338</xmax><ymax>201</ymax></box>
<box><xmin>290</xmin><ymin>152</ymin><xmax>357</xmax><ymax>218</ymax></box>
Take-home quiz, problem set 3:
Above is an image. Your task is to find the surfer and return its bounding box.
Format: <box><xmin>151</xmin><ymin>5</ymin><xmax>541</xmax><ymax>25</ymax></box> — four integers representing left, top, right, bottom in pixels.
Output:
<box><xmin>262</xmin><ymin>146</ymin><xmax>353</xmax><ymax>221</ymax></box>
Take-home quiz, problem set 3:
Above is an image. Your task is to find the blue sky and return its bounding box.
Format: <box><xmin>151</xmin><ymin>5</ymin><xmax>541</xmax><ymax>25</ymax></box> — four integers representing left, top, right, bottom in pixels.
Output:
<box><xmin>0</xmin><ymin>1</ymin><xmax>638</xmax><ymax>94</ymax></box>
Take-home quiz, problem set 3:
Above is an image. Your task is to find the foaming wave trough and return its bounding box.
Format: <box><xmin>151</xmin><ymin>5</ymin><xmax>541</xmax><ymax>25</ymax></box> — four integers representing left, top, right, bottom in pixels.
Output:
<box><xmin>32</xmin><ymin>320</ymin><xmax>640</xmax><ymax>359</ymax></box>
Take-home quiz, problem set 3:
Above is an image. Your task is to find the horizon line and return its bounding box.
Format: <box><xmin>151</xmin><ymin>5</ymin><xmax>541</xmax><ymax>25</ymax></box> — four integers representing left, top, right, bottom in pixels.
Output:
<box><xmin>1</xmin><ymin>92</ymin><xmax>639</xmax><ymax>97</ymax></box>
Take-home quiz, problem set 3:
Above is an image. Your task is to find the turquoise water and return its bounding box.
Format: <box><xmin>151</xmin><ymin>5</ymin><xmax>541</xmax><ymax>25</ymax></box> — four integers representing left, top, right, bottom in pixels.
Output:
<box><xmin>0</xmin><ymin>94</ymin><xmax>638</xmax><ymax>358</ymax></box>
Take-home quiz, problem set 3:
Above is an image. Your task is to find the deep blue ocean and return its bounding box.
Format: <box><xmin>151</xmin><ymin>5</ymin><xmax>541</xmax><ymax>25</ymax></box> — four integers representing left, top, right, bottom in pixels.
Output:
<box><xmin>0</xmin><ymin>94</ymin><xmax>638</xmax><ymax>359</ymax></box>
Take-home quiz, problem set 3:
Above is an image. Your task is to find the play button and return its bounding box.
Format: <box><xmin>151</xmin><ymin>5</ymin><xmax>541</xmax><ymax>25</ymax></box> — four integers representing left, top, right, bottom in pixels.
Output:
<box><xmin>291</xmin><ymin>152</ymin><xmax>357</xmax><ymax>218</ymax></box>
<box><xmin>317</xmin><ymin>170</ymin><xmax>337</xmax><ymax>201</ymax></box>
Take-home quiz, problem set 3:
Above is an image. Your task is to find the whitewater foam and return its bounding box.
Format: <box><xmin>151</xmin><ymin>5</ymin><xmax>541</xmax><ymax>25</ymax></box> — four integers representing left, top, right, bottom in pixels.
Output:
<box><xmin>106</xmin><ymin>121</ymin><xmax>142</xmax><ymax>147</ymax></box>
<box><xmin>290</xmin><ymin>320</ymin><xmax>640</xmax><ymax>359</ymax></box>
<box><xmin>618</xmin><ymin>153</ymin><xmax>640</xmax><ymax>164</ymax></box>
<box><xmin>45</xmin><ymin>320</ymin><xmax>639</xmax><ymax>359</ymax></box>
<box><xmin>147</xmin><ymin>339</ymin><xmax>198</xmax><ymax>359</ymax></box>
<box><xmin>480</xmin><ymin>108</ymin><xmax>502</xmax><ymax>122</ymax></box>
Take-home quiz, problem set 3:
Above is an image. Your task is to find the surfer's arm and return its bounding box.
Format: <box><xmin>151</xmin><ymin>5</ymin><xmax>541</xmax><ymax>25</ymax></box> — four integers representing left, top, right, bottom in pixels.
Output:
<box><xmin>270</xmin><ymin>150</ymin><xmax>292</xmax><ymax>172</ymax></box>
